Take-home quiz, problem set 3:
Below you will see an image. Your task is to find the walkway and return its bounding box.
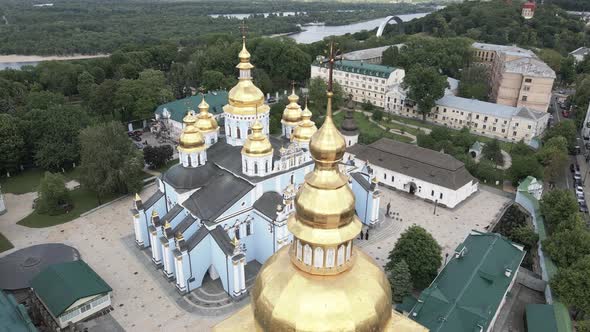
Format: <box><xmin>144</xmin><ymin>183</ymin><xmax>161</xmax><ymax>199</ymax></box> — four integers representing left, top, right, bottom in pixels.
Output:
<box><xmin>356</xmin><ymin>110</ymin><xmax>418</xmax><ymax>143</ymax></box>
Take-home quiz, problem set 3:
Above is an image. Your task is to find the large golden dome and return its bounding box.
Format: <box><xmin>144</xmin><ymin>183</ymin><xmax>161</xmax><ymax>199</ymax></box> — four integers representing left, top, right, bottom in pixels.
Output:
<box><xmin>292</xmin><ymin>103</ymin><xmax>317</xmax><ymax>144</ymax></box>
<box><xmin>223</xmin><ymin>37</ymin><xmax>270</xmax><ymax>116</ymax></box>
<box><xmin>178</xmin><ymin>111</ymin><xmax>205</xmax><ymax>152</ymax></box>
<box><xmin>195</xmin><ymin>97</ymin><xmax>218</xmax><ymax>133</ymax></box>
<box><xmin>241</xmin><ymin>121</ymin><xmax>273</xmax><ymax>157</ymax></box>
<box><xmin>281</xmin><ymin>89</ymin><xmax>302</xmax><ymax>125</ymax></box>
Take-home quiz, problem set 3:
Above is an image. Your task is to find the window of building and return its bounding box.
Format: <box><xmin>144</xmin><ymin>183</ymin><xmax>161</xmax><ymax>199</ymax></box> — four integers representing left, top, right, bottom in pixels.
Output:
<box><xmin>483</xmin><ymin>125</ymin><xmax>487</xmax><ymax>129</ymax></box>
<box><xmin>502</xmin><ymin>129</ymin><xmax>505</xmax><ymax>133</ymax></box>
<box><xmin>524</xmin><ymin>85</ymin><xmax>530</xmax><ymax>91</ymax></box>
<box><xmin>439</xmin><ymin>193</ymin><xmax>443</xmax><ymax>199</ymax></box>
<box><xmin>522</xmin><ymin>95</ymin><xmax>528</xmax><ymax>101</ymax></box>
<box><xmin>484</xmin><ymin>116</ymin><xmax>488</xmax><ymax>121</ymax></box>
<box><xmin>476</xmin><ymin>114</ymin><xmax>480</xmax><ymax>119</ymax></box>
<box><xmin>431</xmin><ymin>190</ymin><xmax>434</xmax><ymax>196</ymax></box>
<box><xmin>493</xmin><ymin>127</ymin><xmax>496</xmax><ymax>131</ymax></box>
<box><xmin>513</xmin><ymin>131</ymin><xmax>517</xmax><ymax>136</ymax></box>
<box><xmin>383</xmin><ymin>173</ymin><xmax>387</xmax><ymax>180</ymax></box>
<box><xmin>443</xmin><ymin>108</ymin><xmax>447</xmax><ymax>113</ymax></box>
<box><xmin>524</xmin><ymin>78</ymin><xmax>532</xmax><ymax>83</ymax></box>
<box><xmin>80</xmin><ymin>303</ymin><xmax>92</xmax><ymax>313</ymax></box>
<box><xmin>528</xmin><ymin>124</ymin><xmax>532</xmax><ymax>129</ymax></box>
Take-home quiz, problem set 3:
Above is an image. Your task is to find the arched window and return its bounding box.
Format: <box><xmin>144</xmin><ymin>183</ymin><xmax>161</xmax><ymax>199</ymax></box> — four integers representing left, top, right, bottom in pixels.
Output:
<box><xmin>346</xmin><ymin>241</ymin><xmax>352</xmax><ymax>261</ymax></box>
<box><xmin>325</xmin><ymin>248</ymin><xmax>335</xmax><ymax>268</ymax></box>
<box><xmin>254</xmin><ymin>163</ymin><xmax>258</xmax><ymax>175</ymax></box>
<box><xmin>303</xmin><ymin>244</ymin><xmax>312</xmax><ymax>265</ymax></box>
<box><xmin>265</xmin><ymin>161</ymin><xmax>269</xmax><ymax>173</ymax></box>
<box><xmin>186</xmin><ymin>155</ymin><xmax>191</xmax><ymax>167</ymax></box>
<box><xmin>296</xmin><ymin>240</ymin><xmax>302</xmax><ymax>261</ymax></box>
<box><xmin>237</xmin><ymin>127</ymin><xmax>241</xmax><ymax>139</ymax></box>
<box><xmin>314</xmin><ymin>247</ymin><xmax>324</xmax><ymax>268</ymax></box>
<box><xmin>290</xmin><ymin>174</ymin><xmax>294</xmax><ymax>184</ymax></box>
<box><xmin>337</xmin><ymin>245</ymin><xmax>345</xmax><ymax>266</ymax></box>
<box><xmin>244</xmin><ymin>159</ymin><xmax>248</xmax><ymax>172</ymax></box>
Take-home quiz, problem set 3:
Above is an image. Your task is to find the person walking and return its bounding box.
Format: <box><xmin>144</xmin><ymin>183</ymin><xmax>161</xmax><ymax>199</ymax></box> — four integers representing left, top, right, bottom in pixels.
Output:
<box><xmin>386</xmin><ymin>202</ymin><xmax>391</xmax><ymax>217</ymax></box>
<box><xmin>359</xmin><ymin>230</ymin><xmax>364</xmax><ymax>240</ymax></box>
<box><xmin>365</xmin><ymin>229</ymin><xmax>370</xmax><ymax>240</ymax></box>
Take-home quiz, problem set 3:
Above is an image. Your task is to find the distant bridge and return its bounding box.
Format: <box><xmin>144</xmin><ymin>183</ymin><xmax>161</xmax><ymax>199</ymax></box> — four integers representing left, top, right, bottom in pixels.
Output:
<box><xmin>376</xmin><ymin>16</ymin><xmax>404</xmax><ymax>37</ymax></box>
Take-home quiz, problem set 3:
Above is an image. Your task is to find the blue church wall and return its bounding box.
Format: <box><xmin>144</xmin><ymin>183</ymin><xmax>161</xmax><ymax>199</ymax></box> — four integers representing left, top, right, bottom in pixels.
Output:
<box><xmin>168</xmin><ymin>209</ymin><xmax>189</xmax><ymax>229</ymax></box>
<box><xmin>163</xmin><ymin>183</ymin><xmax>179</xmax><ymax>210</ymax></box>
<box><xmin>351</xmin><ymin>178</ymin><xmax>370</xmax><ymax>225</ymax></box>
<box><xmin>216</xmin><ymin>192</ymin><xmax>254</xmax><ymax>221</ymax></box>
<box><xmin>182</xmin><ymin>219</ymin><xmax>201</xmax><ymax>240</ymax></box>
<box><xmin>210</xmin><ymin>237</ymin><xmax>232</xmax><ymax>294</ymax></box>
<box><xmin>252</xmin><ymin>213</ymin><xmax>276</xmax><ymax>263</ymax></box>
<box><xmin>186</xmin><ymin>237</ymin><xmax>212</xmax><ymax>291</ymax></box>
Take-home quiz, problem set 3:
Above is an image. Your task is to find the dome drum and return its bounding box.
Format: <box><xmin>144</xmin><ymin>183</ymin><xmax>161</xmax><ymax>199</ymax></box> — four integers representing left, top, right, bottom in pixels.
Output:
<box><xmin>290</xmin><ymin>238</ymin><xmax>355</xmax><ymax>276</ymax></box>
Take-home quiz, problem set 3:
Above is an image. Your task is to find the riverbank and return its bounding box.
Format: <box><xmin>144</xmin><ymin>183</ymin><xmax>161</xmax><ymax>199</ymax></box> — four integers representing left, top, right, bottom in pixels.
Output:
<box><xmin>0</xmin><ymin>54</ymin><xmax>109</xmax><ymax>63</ymax></box>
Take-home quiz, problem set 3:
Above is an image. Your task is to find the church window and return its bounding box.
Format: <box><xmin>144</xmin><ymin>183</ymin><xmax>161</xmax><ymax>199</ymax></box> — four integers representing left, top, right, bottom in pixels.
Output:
<box><xmin>290</xmin><ymin>174</ymin><xmax>294</xmax><ymax>184</ymax></box>
<box><xmin>296</xmin><ymin>240</ymin><xmax>303</xmax><ymax>260</ymax></box>
<box><xmin>431</xmin><ymin>190</ymin><xmax>434</xmax><ymax>196</ymax></box>
<box><xmin>439</xmin><ymin>193</ymin><xmax>443</xmax><ymax>199</ymax></box>
<box><xmin>383</xmin><ymin>173</ymin><xmax>386</xmax><ymax>180</ymax></box>
<box><xmin>237</xmin><ymin>127</ymin><xmax>241</xmax><ymax>139</ymax></box>
<box><xmin>244</xmin><ymin>159</ymin><xmax>248</xmax><ymax>172</ymax></box>
<box><xmin>247</xmin><ymin>221</ymin><xmax>252</xmax><ymax>236</ymax></box>
<box><xmin>346</xmin><ymin>242</ymin><xmax>352</xmax><ymax>261</ymax></box>
<box><xmin>337</xmin><ymin>245</ymin><xmax>345</xmax><ymax>266</ymax></box>
<box><xmin>235</xmin><ymin>226</ymin><xmax>240</xmax><ymax>240</ymax></box>
<box><xmin>314</xmin><ymin>247</ymin><xmax>324</xmax><ymax>268</ymax></box>
<box><xmin>254</xmin><ymin>163</ymin><xmax>258</xmax><ymax>174</ymax></box>
<box><xmin>303</xmin><ymin>244</ymin><xmax>312</xmax><ymax>265</ymax></box>
<box><xmin>326</xmin><ymin>248</ymin><xmax>335</xmax><ymax>268</ymax></box>
<box><xmin>265</xmin><ymin>161</ymin><xmax>269</xmax><ymax>173</ymax></box>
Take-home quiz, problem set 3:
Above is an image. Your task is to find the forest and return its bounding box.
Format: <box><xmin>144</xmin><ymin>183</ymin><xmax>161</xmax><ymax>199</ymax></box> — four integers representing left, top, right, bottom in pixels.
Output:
<box><xmin>0</xmin><ymin>0</ymin><xmax>435</xmax><ymax>55</ymax></box>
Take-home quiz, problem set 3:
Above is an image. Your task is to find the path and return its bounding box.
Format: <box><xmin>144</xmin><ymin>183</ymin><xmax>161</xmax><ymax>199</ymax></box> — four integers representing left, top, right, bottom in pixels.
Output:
<box><xmin>356</xmin><ymin>110</ymin><xmax>418</xmax><ymax>143</ymax></box>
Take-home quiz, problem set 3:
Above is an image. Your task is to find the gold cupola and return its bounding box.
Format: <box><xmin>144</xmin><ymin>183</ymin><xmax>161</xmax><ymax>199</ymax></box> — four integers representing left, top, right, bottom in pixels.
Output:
<box><xmin>195</xmin><ymin>97</ymin><xmax>218</xmax><ymax>133</ymax></box>
<box><xmin>241</xmin><ymin>120</ymin><xmax>273</xmax><ymax>157</ymax></box>
<box><xmin>281</xmin><ymin>87</ymin><xmax>302</xmax><ymax>125</ymax></box>
<box><xmin>223</xmin><ymin>35</ymin><xmax>270</xmax><ymax>116</ymax></box>
<box><xmin>291</xmin><ymin>101</ymin><xmax>318</xmax><ymax>144</ymax></box>
<box><xmin>178</xmin><ymin>111</ymin><xmax>205</xmax><ymax>153</ymax></box>
<box><xmin>214</xmin><ymin>43</ymin><xmax>427</xmax><ymax>332</ymax></box>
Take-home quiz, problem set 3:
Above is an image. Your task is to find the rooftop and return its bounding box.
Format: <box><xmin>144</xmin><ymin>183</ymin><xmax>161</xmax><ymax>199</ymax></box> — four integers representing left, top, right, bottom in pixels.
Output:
<box><xmin>436</xmin><ymin>95</ymin><xmax>547</xmax><ymax>120</ymax></box>
<box><xmin>31</xmin><ymin>260</ymin><xmax>112</xmax><ymax>318</ymax></box>
<box><xmin>526</xmin><ymin>304</ymin><xmax>558</xmax><ymax>332</ymax></box>
<box><xmin>347</xmin><ymin>138</ymin><xmax>476</xmax><ymax>190</ymax></box>
<box><xmin>504</xmin><ymin>57</ymin><xmax>556</xmax><ymax>79</ymax></box>
<box><xmin>569</xmin><ymin>46</ymin><xmax>590</xmax><ymax>58</ymax></box>
<box><xmin>409</xmin><ymin>231</ymin><xmax>525</xmax><ymax>332</ymax></box>
<box><xmin>0</xmin><ymin>291</ymin><xmax>37</xmax><ymax>332</ymax></box>
<box><xmin>342</xmin><ymin>44</ymin><xmax>404</xmax><ymax>61</ymax></box>
<box><xmin>155</xmin><ymin>91</ymin><xmax>228</xmax><ymax>123</ymax></box>
<box><xmin>314</xmin><ymin>59</ymin><xmax>396</xmax><ymax>78</ymax></box>
<box><xmin>472</xmin><ymin>42</ymin><xmax>535</xmax><ymax>57</ymax></box>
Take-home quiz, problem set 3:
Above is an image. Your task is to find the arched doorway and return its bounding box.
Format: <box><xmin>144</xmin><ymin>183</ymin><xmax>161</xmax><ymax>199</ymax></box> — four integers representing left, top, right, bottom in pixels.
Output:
<box><xmin>408</xmin><ymin>182</ymin><xmax>417</xmax><ymax>195</ymax></box>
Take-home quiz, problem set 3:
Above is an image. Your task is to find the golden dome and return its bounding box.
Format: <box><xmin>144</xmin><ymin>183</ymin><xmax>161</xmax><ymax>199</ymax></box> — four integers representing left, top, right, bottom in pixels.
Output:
<box><xmin>291</xmin><ymin>103</ymin><xmax>317</xmax><ymax>143</ymax></box>
<box><xmin>195</xmin><ymin>97</ymin><xmax>219</xmax><ymax>133</ymax></box>
<box><xmin>241</xmin><ymin>121</ymin><xmax>273</xmax><ymax>157</ymax></box>
<box><xmin>250</xmin><ymin>246</ymin><xmax>393</xmax><ymax>331</ymax></box>
<box><xmin>179</xmin><ymin>111</ymin><xmax>205</xmax><ymax>153</ymax></box>
<box><xmin>309</xmin><ymin>92</ymin><xmax>347</xmax><ymax>167</ymax></box>
<box><xmin>281</xmin><ymin>89</ymin><xmax>302</xmax><ymax>125</ymax></box>
<box><xmin>224</xmin><ymin>37</ymin><xmax>270</xmax><ymax>116</ymax></box>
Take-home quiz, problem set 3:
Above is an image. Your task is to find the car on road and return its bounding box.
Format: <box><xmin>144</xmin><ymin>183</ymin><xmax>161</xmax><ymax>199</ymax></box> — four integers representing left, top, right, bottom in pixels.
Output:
<box><xmin>580</xmin><ymin>202</ymin><xmax>589</xmax><ymax>213</ymax></box>
<box><xmin>562</xmin><ymin>110</ymin><xmax>570</xmax><ymax>118</ymax></box>
<box><xmin>576</xmin><ymin>186</ymin><xmax>585</xmax><ymax>197</ymax></box>
<box><xmin>134</xmin><ymin>142</ymin><xmax>144</xmax><ymax>149</ymax></box>
<box><xmin>574</xmin><ymin>171</ymin><xmax>582</xmax><ymax>182</ymax></box>
<box><xmin>132</xmin><ymin>135</ymin><xmax>142</xmax><ymax>142</ymax></box>
<box><xmin>571</xmin><ymin>163</ymin><xmax>576</xmax><ymax>172</ymax></box>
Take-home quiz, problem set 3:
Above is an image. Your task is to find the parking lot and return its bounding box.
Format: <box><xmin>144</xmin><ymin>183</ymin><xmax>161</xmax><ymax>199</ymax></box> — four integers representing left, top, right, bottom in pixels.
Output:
<box><xmin>128</xmin><ymin>130</ymin><xmax>179</xmax><ymax>160</ymax></box>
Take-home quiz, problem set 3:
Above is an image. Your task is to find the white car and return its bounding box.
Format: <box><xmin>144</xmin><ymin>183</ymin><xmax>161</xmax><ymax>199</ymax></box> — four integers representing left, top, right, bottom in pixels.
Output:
<box><xmin>574</xmin><ymin>172</ymin><xmax>582</xmax><ymax>181</ymax></box>
<box><xmin>576</xmin><ymin>186</ymin><xmax>585</xmax><ymax>196</ymax></box>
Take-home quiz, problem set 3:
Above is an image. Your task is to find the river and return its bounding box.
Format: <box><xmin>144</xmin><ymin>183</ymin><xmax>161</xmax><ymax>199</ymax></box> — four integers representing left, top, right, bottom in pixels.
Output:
<box><xmin>0</xmin><ymin>54</ymin><xmax>109</xmax><ymax>70</ymax></box>
<box><xmin>288</xmin><ymin>12</ymin><xmax>429</xmax><ymax>44</ymax></box>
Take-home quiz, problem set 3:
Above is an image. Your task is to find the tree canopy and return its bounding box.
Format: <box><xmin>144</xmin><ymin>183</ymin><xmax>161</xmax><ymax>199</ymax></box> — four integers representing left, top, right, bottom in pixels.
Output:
<box><xmin>551</xmin><ymin>255</ymin><xmax>590</xmax><ymax>315</ymax></box>
<box><xmin>402</xmin><ymin>65</ymin><xmax>448</xmax><ymax>121</ymax></box>
<box><xmin>36</xmin><ymin>172</ymin><xmax>71</xmax><ymax>216</ymax></box>
<box><xmin>540</xmin><ymin>189</ymin><xmax>580</xmax><ymax>233</ymax></box>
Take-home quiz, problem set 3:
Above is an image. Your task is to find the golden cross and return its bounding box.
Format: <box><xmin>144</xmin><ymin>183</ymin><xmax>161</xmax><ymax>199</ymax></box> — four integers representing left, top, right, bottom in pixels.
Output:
<box><xmin>320</xmin><ymin>42</ymin><xmax>342</xmax><ymax>93</ymax></box>
<box><xmin>239</xmin><ymin>20</ymin><xmax>248</xmax><ymax>38</ymax></box>
<box><xmin>291</xmin><ymin>80</ymin><xmax>296</xmax><ymax>94</ymax></box>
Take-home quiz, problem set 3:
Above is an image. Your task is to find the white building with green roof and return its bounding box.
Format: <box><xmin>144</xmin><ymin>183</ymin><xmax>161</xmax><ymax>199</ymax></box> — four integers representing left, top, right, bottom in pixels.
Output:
<box><xmin>311</xmin><ymin>59</ymin><xmax>405</xmax><ymax>108</ymax></box>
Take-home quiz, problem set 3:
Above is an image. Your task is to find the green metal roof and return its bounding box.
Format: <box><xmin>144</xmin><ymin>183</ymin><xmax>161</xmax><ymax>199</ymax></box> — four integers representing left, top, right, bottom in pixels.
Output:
<box><xmin>526</xmin><ymin>304</ymin><xmax>558</xmax><ymax>332</ymax></box>
<box><xmin>315</xmin><ymin>59</ymin><xmax>396</xmax><ymax>78</ymax></box>
<box><xmin>31</xmin><ymin>260</ymin><xmax>112</xmax><ymax>317</ymax></box>
<box><xmin>0</xmin><ymin>291</ymin><xmax>37</xmax><ymax>332</ymax></box>
<box><xmin>395</xmin><ymin>295</ymin><xmax>418</xmax><ymax>314</ymax></box>
<box><xmin>155</xmin><ymin>91</ymin><xmax>228</xmax><ymax>123</ymax></box>
<box><xmin>409</xmin><ymin>231</ymin><xmax>525</xmax><ymax>332</ymax></box>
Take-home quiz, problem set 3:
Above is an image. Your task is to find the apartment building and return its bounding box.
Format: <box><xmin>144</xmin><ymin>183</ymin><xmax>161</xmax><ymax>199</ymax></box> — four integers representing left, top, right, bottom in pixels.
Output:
<box><xmin>386</xmin><ymin>94</ymin><xmax>549</xmax><ymax>144</ymax></box>
<box><xmin>311</xmin><ymin>59</ymin><xmax>405</xmax><ymax>108</ymax></box>
<box><xmin>472</xmin><ymin>42</ymin><xmax>555</xmax><ymax>112</ymax></box>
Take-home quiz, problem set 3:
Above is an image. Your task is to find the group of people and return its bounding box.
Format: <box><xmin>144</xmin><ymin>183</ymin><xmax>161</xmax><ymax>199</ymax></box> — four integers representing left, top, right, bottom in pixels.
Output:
<box><xmin>358</xmin><ymin>228</ymin><xmax>370</xmax><ymax>240</ymax></box>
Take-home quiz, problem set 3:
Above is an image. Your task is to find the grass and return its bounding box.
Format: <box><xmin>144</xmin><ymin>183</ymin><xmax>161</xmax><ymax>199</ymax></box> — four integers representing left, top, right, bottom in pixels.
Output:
<box><xmin>333</xmin><ymin>111</ymin><xmax>414</xmax><ymax>144</ymax></box>
<box><xmin>387</xmin><ymin>113</ymin><xmax>437</xmax><ymax>130</ymax></box>
<box><xmin>17</xmin><ymin>188</ymin><xmax>123</xmax><ymax>228</ymax></box>
<box><xmin>0</xmin><ymin>167</ymin><xmax>83</xmax><ymax>194</ymax></box>
<box><xmin>379</xmin><ymin>119</ymin><xmax>425</xmax><ymax>136</ymax></box>
<box><xmin>0</xmin><ymin>233</ymin><xmax>14</xmax><ymax>253</ymax></box>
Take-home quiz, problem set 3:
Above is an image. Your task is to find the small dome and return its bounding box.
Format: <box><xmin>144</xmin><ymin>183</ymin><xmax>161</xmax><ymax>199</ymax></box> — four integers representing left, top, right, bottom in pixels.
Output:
<box><xmin>292</xmin><ymin>104</ymin><xmax>317</xmax><ymax>143</ymax></box>
<box><xmin>179</xmin><ymin>111</ymin><xmax>205</xmax><ymax>152</ymax></box>
<box><xmin>340</xmin><ymin>109</ymin><xmax>359</xmax><ymax>136</ymax></box>
<box><xmin>282</xmin><ymin>89</ymin><xmax>302</xmax><ymax>125</ymax></box>
<box><xmin>242</xmin><ymin>121</ymin><xmax>273</xmax><ymax>157</ymax></box>
<box><xmin>195</xmin><ymin>97</ymin><xmax>219</xmax><ymax>133</ymax></box>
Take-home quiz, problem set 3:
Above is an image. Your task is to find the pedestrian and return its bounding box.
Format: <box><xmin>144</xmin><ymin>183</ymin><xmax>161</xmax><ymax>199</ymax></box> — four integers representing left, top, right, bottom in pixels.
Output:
<box><xmin>359</xmin><ymin>230</ymin><xmax>364</xmax><ymax>240</ymax></box>
<box><xmin>365</xmin><ymin>229</ymin><xmax>369</xmax><ymax>240</ymax></box>
<box><xmin>386</xmin><ymin>202</ymin><xmax>391</xmax><ymax>216</ymax></box>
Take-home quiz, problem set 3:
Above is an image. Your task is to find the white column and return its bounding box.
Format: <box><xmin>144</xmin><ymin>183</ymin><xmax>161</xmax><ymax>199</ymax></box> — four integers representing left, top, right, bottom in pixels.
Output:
<box><xmin>232</xmin><ymin>262</ymin><xmax>240</xmax><ymax>295</ymax></box>
<box><xmin>133</xmin><ymin>215</ymin><xmax>142</xmax><ymax>244</ymax></box>
<box><xmin>239</xmin><ymin>259</ymin><xmax>246</xmax><ymax>292</ymax></box>
<box><xmin>176</xmin><ymin>257</ymin><xmax>185</xmax><ymax>289</ymax></box>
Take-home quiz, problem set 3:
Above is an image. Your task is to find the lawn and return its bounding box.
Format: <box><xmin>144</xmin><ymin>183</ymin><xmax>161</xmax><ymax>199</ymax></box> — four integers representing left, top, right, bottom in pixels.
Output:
<box><xmin>379</xmin><ymin>119</ymin><xmax>425</xmax><ymax>136</ymax></box>
<box><xmin>0</xmin><ymin>233</ymin><xmax>14</xmax><ymax>253</ymax></box>
<box><xmin>0</xmin><ymin>168</ymin><xmax>83</xmax><ymax>194</ymax></box>
<box><xmin>333</xmin><ymin>111</ymin><xmax>414</xmax><ymax>144</ymax></box>
<box><xmin>17</xmin><ymin>188</ymin><xmax>122</xmax><ymax>228</ymax></box>
<box><xmin>387</xmin><ymin>113</ymin><xmax>437</xmax><ymax>130</ymax></box>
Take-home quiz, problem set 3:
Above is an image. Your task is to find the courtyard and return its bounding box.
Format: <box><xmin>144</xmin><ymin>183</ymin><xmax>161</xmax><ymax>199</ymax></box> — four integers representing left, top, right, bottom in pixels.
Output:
<box><xmin>0</xmin><ymin>181</ymin><xmax>511</xmax><ymax>331</ymax></box>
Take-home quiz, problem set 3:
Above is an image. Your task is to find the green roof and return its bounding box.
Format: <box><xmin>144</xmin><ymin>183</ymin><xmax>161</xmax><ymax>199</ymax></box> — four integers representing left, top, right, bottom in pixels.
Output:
<box><xmin>395</xmin><ymin>295</ymin><xmax>418</xmax><ymax>314</ymax></box>
<box><xmin>31</xmin><ymin>260</ymin><xmax>112</xmax><ymax>317</ymax></box>
<box><xmin>315</xmin><ymin>59</ymin><xmax>396</xmax><ymax>78</ymax></box>
<box><xmin>409</xmin><ymin>231</ymin><xmax>525</xmax><ymax>332</ymax></box>
<box><xmin>526</xmin><ymin>304</ymin><xmax>558</xmax><ymax>332</ymax></box>
<box><xmin>155</xmin><ymin>90</ymin><xmax>228</xmax><ymax>123</ymax></box>
<box><xmin>0</xmin><ymin>291</ymin><xmax>37</xmax><ymax>332</ymax></box>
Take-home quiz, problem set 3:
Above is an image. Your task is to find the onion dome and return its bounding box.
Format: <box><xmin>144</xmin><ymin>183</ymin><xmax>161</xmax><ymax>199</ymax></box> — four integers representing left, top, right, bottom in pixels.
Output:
<box><xmin>291</xmin><ymin>102</ymin><xmax>317</xmax><ymax>144</ymax></box>
<box><xmin>340</xmin><ymin>109</ymin><xmax>359</xmax><ymax>136</ymax></box>
<box><xmin>224</xmin><ymin>37</ymin><xmax>269</xmax><ymax>116</ymax></box>
<box><xmin>281</xmin><ymin>88</ymin><xmax>302</xmax><ymax>125</ymax></box>
<box><xmin>179</xmin><ymin>111</ymin><xmax>205</xmax><ymax>153</ymax></box>
<box><xmin>241</xmin><ymin>121</ymin><xmax>273</xmax><ymax>157</ymax></box>
<box><xmin>195</xmin><ymin>97</ymin><xmax>218</xmax><ymax>133</ymax></box>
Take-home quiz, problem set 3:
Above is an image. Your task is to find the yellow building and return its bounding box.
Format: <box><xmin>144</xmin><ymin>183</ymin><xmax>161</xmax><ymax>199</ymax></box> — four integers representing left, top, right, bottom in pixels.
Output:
<box><xmin>214</xmin><ymin>46</ymin><xmax>427</xmax><ymax>332</ymax></box>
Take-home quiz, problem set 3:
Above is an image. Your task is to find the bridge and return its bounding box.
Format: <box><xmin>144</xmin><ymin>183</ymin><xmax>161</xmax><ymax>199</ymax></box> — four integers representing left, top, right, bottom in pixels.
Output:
<box><xmin>376</xmin><ymin>16</ymin><xmax>404</xmax><ymax>37</ymax></box>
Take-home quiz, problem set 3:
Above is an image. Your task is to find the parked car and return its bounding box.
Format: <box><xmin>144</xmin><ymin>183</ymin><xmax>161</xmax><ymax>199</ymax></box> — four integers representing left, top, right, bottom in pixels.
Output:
<box><xmin>576</xmin><ymin>186</ymin><xmax>585</xmax><ymax>197</ymax></box>
<box><xmin>574</xmin><ymin>178</ymin><xmax>583</xmax><ymax>187</ymax></box>
<box><xmin>134</xmin><ymin>142</ymin><xmax>144</xmax><ymax>149</ymax></box>
<box><xmin>562</xmin><ymin>110</ymin><xmax>570</xmax><ymax>118</ymax></box>
<box><xmin>580</xmin><ymin>203</ymin><xmax>589</xmax><ymax>214</ymax></box>
<box><xmin>132</xmin><ymin>135</ymin><xmax>142</xmax><ymax>142</ymax></box>
<box><xmin>570</xmin><ymin>163</ymin><xmax>576</xmax><ymax>172</ymax></box>
<box><xmin>574</xmin><ymin>171</ymin><xmax>582</xmax><ymax>181</ymax></box>
<box><xmin>133</xmin><ymin>130</ymin><xmax>143</xmax><ymax>136</ymax></box>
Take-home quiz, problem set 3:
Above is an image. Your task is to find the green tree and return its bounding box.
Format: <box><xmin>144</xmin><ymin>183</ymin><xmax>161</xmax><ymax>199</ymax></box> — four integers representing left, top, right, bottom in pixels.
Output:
<box><xmin>543</xmin><ymin>214</ymin><xmax>590</xmax><ymax>267</ymax></box>
<box><xmin>385</xmin><ymin>225</ymin><xmax>442</xmax><ymax>289</ymax></box>
<box><xmin>560</xmin><ymin>56</ymin><xmax>576</xmax><ymax>84</ymax></box>
<box><xmin>482</xmin><ymin>139</ymin><xmax>503</xmax><ymax>165</ymax></box>
<box><xmin>551</xmin><ymin>255</ymin><xmax>590</xmax><ymax>316</ymax></box>
<box><xmin>509</xmin><ymin>155</ymin><xmax>543</xmax><ymax>184</ymax></box>
<box><xmin>371</xmin><ymin>109</ymin><xmax>383</xmax><ymax>122</ymax></box>
<box><xmin>308</xmin><ymin>77</ymin><xmax>344</xmax><ymax>116</ymax></box>
<box><xmin>388</xmin><ymin>259</ymin><xmax>413</xmax><ymax>303</ymax></box>
<box><xmin>537</xmin><ymin>136</ymin><xmax>568</xmax><ymax>183</ymax></box>
<box><xmin>538</xmin><ymin>49</ymin><xmax>562</xmax><ymax>74</ymax></box>
<box><xmin>77</xmin><ymin>71</ymin><xmax>96</xmax><ymax>101</ymax></box>
<box><xmin>458</xmin><ymin>66</ymin><xmax>490</xmax><ymax>101</ymax></box>
<box><xmin>540</xmin><ymin>189</ymin><xmax>579</xmax><ymax>232</ymax></box>
<box><xmin>79</xmin><ymin>121</ymin><xmax>144</xmax><ymax>204</ymax></box>
<box><xmin>114</xmin><ymin>69</ymin><xmax>173</xmax><ymax>121</ymax></box>
<box><xmin>25</xmin><ymin>90</ymin><xmax>65</xmax><ymax>111</ymax></box>
<box><xmin>89</xmin><ymin>80</ymin><xmax>119</xmax><ymax>119</ymax></box>
<box><xmin>0</xmin><ymin>114</ymin><xmax>25</xmax><ymax>173</ymax></box>
<box><xmin>577</xmin><ymin>321</ymin><xmax>590</xmax><ymax>332</ymax></box>
<box><xmin>201</xmin><ymin>70</ymin><xmax>225</xmax><ymax>92</ymax></box>
<box><xmin>36</xmin><ymin>171</ymin><xmax>71</xmax><ymax>215</ymax></box>
<box><xmin>511</xmin><ymin>225</ymin><xmax>539</xmax><ymax>251</ymax></box>
<box><xmin>544</xmin><ymin>120</ymin><xmax>577</xmax><ymax>153</ymax></box>
<box><xmin>402</xmin><ymin>65</ymin><xmax>448</xmax><ymax>121</ymax></box>
<box><xmin>143</xmin><ymin>145</ymin><xmax>173</xmax><ymax>169</ymax></box>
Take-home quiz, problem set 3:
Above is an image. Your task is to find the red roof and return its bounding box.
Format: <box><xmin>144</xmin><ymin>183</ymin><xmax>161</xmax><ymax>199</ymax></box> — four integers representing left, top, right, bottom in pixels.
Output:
<box><xmin>522</xmin><ymin>2</ymin><xmax>536</xmax><ymax>9</ymax></box>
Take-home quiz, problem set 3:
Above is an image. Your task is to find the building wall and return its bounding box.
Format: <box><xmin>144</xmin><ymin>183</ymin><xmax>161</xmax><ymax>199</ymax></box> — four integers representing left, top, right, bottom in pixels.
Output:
<box><xmin>311</xmin><ymin>65</ymin><xmax>404</xmax><ymax>108</ymax></box>
<box><xmin>57</xmin><ymin>293</ymin><xmax>111</xmax><ymax>328</ymax></box>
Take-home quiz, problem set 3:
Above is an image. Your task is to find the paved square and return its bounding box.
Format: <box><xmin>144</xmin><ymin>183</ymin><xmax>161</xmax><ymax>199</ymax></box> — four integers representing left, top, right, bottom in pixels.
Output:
<box><xmin>357</xmin><ymin>186</ymin><xmax>512</xmax><ymax>269</ymax></box>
